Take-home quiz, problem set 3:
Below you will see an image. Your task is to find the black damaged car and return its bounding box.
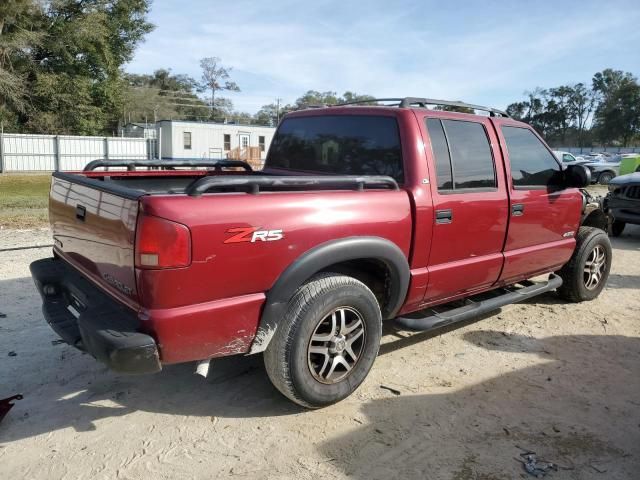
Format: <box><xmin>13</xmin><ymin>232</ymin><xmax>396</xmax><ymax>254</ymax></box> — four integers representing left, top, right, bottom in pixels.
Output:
<box><xmin>605</xmin><ymin>172</ymin><xmax>640</xmax><ymax>237</ymax></box>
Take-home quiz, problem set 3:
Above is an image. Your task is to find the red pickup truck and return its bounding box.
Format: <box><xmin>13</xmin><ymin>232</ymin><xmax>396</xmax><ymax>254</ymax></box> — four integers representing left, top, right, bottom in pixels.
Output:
<box><xmin>31</xmin><ymin>97</ymin><xmax>612</xmax><ymax>408</ymax></box>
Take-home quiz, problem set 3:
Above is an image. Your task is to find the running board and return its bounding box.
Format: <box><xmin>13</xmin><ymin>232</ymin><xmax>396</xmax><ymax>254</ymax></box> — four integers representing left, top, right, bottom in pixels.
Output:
<box><xmin>393</xmin><ymin>274</ymin><xmax>563</xmax><ymax>332</ymax></box>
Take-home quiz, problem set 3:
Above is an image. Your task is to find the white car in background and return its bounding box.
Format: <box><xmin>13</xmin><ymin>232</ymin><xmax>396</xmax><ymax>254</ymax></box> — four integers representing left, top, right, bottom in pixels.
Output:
<box><xmin>553</xmin><ymin>150</ymin><xmax>584</xmax><ymax>164</ymax></box>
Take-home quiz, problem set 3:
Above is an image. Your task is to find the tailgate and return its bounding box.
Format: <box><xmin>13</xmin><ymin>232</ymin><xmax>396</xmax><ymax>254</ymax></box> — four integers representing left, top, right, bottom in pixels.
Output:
<box><xmin>49</xmin><ymin>173</ymin><xmax>143</xmax><ymax>306</ymax></box>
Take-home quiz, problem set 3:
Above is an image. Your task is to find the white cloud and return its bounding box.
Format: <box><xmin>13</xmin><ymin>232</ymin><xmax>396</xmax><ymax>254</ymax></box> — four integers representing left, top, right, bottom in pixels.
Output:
<box><xmin>127</xmin><ymin>1</ymin><xmax>640</xmax><ymax>112</ymax></box>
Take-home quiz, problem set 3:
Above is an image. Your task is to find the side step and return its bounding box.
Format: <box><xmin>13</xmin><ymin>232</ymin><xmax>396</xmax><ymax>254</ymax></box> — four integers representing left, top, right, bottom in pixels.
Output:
<box><xmin>393</xmin><ymin>274</ymin><xmax>563</xmax><ymax>332</ymax></box>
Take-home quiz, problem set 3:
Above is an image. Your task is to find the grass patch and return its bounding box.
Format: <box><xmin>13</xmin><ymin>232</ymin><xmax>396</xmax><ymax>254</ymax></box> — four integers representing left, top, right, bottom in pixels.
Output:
<box><xmin>0</xmin><ymin>174</ymin><xmax>52</xmax><ymax>229</ymax></box>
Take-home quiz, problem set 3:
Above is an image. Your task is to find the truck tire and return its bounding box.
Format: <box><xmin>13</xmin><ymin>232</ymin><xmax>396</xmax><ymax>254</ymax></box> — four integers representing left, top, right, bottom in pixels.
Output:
<box><xmin>264</xmin><ymin>273</ymin><xmax>382</xmax><ymax>408</ymax></box>
<box><xmin>611</xmin><ymin>220</ymin><xmax>626</xmax><ymax>237</ymax></box>
<box><xmin>556</xmin><ymin>227</ymin><xmax>612</xmax><ymax>302</ymax></box>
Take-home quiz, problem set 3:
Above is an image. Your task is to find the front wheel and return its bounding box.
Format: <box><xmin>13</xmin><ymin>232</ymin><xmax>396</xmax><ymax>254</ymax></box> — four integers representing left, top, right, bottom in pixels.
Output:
<box><xmin>264</xmin><ymin>273</ymin><xmax>382</xmax><ymax>408</ymax></box>
<box><xmin>611</xmin><ymin>220</ymin><xmax>626</xmax><ymax>237</ymax></box>
<box><xmin>556</xmin><ymin>227</ymin><xmax>612</xmax><ymax>302</ymax></box>
<box><xmin>598</xmin><ymin>172</ymin><xmax>614</xmax><ymax>185</ymax></box>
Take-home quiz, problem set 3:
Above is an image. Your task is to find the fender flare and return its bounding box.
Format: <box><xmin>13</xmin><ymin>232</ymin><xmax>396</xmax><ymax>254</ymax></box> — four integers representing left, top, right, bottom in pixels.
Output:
<box><xmin>249</xmin><ymin>236</ymin><xmax>410</xmax><ymax>353</ymax></box>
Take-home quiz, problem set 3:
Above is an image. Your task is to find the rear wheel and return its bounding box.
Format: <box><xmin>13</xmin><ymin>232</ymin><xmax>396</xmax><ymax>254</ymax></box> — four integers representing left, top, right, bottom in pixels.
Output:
<box><xmin>556</xmin><ymin>227</ymin><xmax>612</xmax><ymax>302</ymax></box>
<box><xmin>264</xmin><ymin>273</ymin><xmax>382</xmax><ymax>408</ymax></box>
<box><xmin>611</xmin><ymin>220</ymin><xmax>626</xmax><ymax>237</ymax></box>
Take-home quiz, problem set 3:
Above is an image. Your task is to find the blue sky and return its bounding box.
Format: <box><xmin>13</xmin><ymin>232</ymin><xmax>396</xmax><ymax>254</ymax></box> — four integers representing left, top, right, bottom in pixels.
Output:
<box><xmin>126</xmin><ymin>0</ymin><xmax>640</xmax><ymax>113</ymax></box>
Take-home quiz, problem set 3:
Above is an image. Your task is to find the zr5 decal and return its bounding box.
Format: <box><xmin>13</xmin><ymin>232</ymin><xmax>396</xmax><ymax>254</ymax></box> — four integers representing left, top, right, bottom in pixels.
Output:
<box><xmin>224</xmin><ymin>227</ymin><xmax>284</xmax><ymax>244</ymax></box>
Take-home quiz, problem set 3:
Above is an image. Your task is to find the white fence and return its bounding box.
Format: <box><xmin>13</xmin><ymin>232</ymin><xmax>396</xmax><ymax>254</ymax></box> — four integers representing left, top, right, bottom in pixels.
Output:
<box><xmin>0</xmin><ymin>133</ymin><xmax>158</xmax><ymax>172</ymax></box>
<box><xmin>558</xmin><ymin>146</ymin><xmax>640</xmax><ymax>155</ymax></box>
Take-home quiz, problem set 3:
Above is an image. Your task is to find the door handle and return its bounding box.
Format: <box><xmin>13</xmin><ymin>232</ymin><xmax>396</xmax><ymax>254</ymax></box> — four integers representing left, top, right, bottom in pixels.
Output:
<box><xmin>512</xmin><ymin>203</ymin><xmax>524</xmax><ymax>216</ymax></box>
<box><xmin>435</xmin><ymin>209</ymin><xmax>453</xmax><ymax>224</ymax></box>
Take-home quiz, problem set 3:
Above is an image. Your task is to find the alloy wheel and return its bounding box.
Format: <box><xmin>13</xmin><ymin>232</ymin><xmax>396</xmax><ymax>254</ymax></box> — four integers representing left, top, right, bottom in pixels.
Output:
<box><xmin>307</xmin><ymin>307</ymin><xmax>366</xmax><ymax>384</ymax></box>
<box><xmin>583</xmin><ymin>245</ymin><xmax>606</xmax><ymax>290</ymax></box>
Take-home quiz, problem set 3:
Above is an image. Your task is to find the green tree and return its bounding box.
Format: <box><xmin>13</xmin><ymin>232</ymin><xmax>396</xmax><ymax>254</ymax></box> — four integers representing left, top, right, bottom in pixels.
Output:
<box><xmin>340</xmin><ymin>91</ymin><xmax>377</xmax><ymax>105</ymax></box>
<box><xmin>294</xmin><ymin>90</ymin><xmax>340</xmax><ymax>107</ymax></box>
<box><xmin>1</xmin><ymin>0</ymin><xmax>153</xmax><ymax>134</ymax></box>
<box><xmin>592</xmin><ymin>69</ymin><xmax>640</xmax><ymax>146</ymax></box>
<box><xmin>254</xmin><ymin>103</ymin><xmax>280</xmax><ymax>126</ymax></box>
<box><xmin>255</xmin><ymin>101</ymin><xmax>296</xmax><ymax>126</ymax></box>
<box><xmin>547</xmin><ymin>86</ymin><xmax>572</xmax><ymax>142</ymax></box>
<box><xmin>506</xmin><ymin>88</ymin><xmax>551</xmax><ymax>136</ymax></box>
<box><xmin>123</xmin><ymin>69</ymin><xmax>208</xmax><ymax>123</ymax></box>
<box><xmin>0</xmin><ymin>0</ymin><xmax>43</xmax><ymax>127</ymax></box>
<box><xmin>566</xmin><ymin>83</ymin><xmax>596</xmax><ymax>148</ymax></box>
<box><xmin>506</xmin><ymin>87</ymin><xmax>576</xmax><ymax>144</ymax></box>
<box><xmin>255</xmin><ymin>91</ymin><xmax>376</xmax><ymax>126</ymax></box>
<box><xmin>199</xmin><ymin>57</ymin><xmax>240</xmax><ymax>119</ymax></box>
<box><xmin>505</xmin><ymin>101</ymin><xmax>528</xmax><ymax>120</ymax></box>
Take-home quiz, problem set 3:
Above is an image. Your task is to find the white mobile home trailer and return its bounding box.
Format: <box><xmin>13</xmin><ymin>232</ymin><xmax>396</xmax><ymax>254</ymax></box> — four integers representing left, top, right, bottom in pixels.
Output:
<box><xmin>157</xmin><ymin>120</ymin><xmax>276</xmax><ymax>165</ymax></box>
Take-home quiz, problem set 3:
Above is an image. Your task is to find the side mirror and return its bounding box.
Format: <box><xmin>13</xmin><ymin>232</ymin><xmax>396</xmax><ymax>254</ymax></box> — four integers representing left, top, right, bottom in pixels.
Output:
<box><xmin>564</xmin><ymin>164</ymin><xmax>591</xmax><ymax>188</ymax></box>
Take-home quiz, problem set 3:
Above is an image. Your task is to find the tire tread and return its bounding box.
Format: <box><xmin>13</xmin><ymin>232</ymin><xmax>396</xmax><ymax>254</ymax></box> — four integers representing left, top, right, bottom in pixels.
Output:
<box><xmin>263</xmin><ymin>273</ymin><xmax>379</xmax><ymax>408</ymax></box>
<box><xmin>557</xmin><ymin>226</ymin><xmax>611</xmax><ymax>302</ymax></box>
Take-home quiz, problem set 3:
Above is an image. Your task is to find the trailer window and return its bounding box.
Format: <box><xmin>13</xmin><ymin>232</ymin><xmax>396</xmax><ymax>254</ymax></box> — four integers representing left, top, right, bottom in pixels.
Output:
<box><xmin>259</xmin><ymin>135</ymin><xmax>265</xmax><ymax>152</ymax></box>
<box><xmin>183</xmin><ymin>132</ymin><xmax>192</xmax><ymax>150</ymax></box>
<box><xmin>267</xmin><ymin>115</ymin><xmax>403</xmax><ymax>182</ymax></box>
<box><xmin>224</xmin><ymin>134</ymin><xmax>231</xmax><ymax>151</ymax></box>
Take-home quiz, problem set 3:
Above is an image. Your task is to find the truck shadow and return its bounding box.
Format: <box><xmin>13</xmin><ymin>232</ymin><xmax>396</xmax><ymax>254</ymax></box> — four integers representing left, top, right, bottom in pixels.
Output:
<box><xmin>318</xmin><ymin>332</ymin><xmax>640</xmax><ymax>479</ymax></box>
<box><xmin>0</xmin><ymin>275</ymin><xmax>300</xmax><ymax>444</ymax></box>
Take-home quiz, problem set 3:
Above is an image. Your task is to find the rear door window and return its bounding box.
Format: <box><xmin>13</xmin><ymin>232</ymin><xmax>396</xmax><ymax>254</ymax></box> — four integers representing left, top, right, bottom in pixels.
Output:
<box><xmin>426</xmin><ymin>118</ymin><xmax>496</xmax><ymax>191</ymax></box>
<box><xmin>502</xmin><ymin>126</ymin><xmax>562</xmax><ymax>188</ymax></box>
<box><xmin>267</xmin><ymin>115</ymin><xmax>403</xmax><ymax>182</ymax></box>
<box><xmin>426</xmin><ymin>118</ymin><xmax>453</xmax><ymax>189</ymax></box>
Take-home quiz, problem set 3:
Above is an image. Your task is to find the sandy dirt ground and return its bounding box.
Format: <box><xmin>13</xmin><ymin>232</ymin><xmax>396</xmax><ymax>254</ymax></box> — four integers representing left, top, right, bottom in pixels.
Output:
<box><xmin>0</xmin><ymin>226</ymin><xmax>639</xmax><ymax>479</ymax></box>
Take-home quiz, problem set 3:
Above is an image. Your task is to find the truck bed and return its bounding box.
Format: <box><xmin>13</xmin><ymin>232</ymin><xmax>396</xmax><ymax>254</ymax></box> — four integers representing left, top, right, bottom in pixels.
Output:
<box><xmin>50</xmin><ymin>169</ymin><xmax>401</xmax><ymax>290</ymax></box>
<box><xmin>47</xmin><ymin>167</ymin><xmax>411</xmax><ymax>364</ymax></box>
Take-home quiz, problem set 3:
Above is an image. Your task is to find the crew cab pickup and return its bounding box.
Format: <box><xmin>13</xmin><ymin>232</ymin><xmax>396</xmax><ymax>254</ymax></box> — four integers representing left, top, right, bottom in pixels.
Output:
<box><xmin>31</xmin><ymin>97</ymin><xmax>612</xmax><ymax>408</ymax></box>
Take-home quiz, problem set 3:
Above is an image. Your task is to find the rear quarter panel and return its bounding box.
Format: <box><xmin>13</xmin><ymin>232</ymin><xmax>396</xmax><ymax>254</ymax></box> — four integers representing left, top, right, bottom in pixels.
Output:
<box><xmin>138</xmin><ymin>190</ymin><xmax>412</xmax><ymax>310</ymax></box>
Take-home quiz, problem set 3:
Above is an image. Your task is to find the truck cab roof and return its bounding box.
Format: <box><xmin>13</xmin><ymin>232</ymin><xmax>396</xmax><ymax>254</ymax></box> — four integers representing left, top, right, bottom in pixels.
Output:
<box><xmin>283</xmin><ymin>97</ymin><xmax>534</xmax><ymax>132</ymax></box>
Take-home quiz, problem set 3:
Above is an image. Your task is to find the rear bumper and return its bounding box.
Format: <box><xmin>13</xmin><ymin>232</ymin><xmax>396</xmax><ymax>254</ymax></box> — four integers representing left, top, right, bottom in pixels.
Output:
<box><xmin>30</xmin><ymin>258</ymin><xmax>161</xmax><ymax>374</ymax></box>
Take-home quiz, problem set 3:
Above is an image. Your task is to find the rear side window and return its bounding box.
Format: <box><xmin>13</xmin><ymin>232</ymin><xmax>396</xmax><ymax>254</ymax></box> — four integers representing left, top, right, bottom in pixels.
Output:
<box><xmin>502</xmin><ymin>127</ymin><xmax>562</xmax><ymax>188</ymax></box>
<box><xmin>267</xmin><ymin>115</ymin><xmax>404</xmax><ymax>182</ymax></box>
<box><xmin>425</xmin><ymin>119</ymin><xmax>496</xmax><ymax>191</ymax></box>
<box><xmin>426</xmin><ymin>118</ymin><xmax>453</xmax><ymax>189</ymax></box>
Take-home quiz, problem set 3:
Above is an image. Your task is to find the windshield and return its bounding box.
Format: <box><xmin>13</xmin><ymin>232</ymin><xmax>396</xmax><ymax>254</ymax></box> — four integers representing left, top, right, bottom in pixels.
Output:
<box><xmin>266</xmin><ymin>115</ymin><xmax>404</xmax><ymax>182</ymax></box>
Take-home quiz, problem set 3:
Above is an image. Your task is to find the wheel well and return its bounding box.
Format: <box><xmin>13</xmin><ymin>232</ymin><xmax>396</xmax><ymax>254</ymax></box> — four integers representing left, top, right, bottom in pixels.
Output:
<box><xmin>250</xmin><ymin>237</ymin><xmax>409</xmax><ymax>354</ymax></box>
<box><xmin>582</xmin><ymin>209</ymin><xmax>608</xmax><ymax>231</ymax></box>
<box><xmin>319</xmin><ymin>259</ymin><xmax>391</xmax><ymax>313</ymax></box>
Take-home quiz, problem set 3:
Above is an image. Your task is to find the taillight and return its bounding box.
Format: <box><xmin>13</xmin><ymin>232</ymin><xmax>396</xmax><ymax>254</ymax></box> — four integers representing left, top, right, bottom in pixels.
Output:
<box><xmin>135</xmin><ymin>214</ymin><xmax>191</xmax><ymax>269</ymax></box>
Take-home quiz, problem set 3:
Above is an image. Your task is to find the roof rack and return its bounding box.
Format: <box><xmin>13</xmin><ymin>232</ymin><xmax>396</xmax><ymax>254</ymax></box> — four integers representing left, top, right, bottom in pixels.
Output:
<box><xmin>83</xmin><ymin>159</ymin><xmax>253</xmax><ymax>172</ymax></box>
<box><xmin>334</xmin><ymin>97</ymin><xmax>509</xmax><ymax>118</ymax></box>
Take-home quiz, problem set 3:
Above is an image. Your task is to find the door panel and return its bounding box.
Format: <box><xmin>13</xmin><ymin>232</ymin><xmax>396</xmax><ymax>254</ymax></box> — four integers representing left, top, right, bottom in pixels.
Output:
<box><xmin>420</xmin><ymin>115</ymin><xmax>509</xmax><ymax>303</ymax></box>
<box><xmin>500</xmin><ymin>188</ymin><xmax>581</xmax><ymax>282</ymax></box>
<box><xmin>502</xmin><ymin>238</ymin><xmax>576</xmax><ymax>283</ymax></box>
<box><xmin>495</xmin><ymin>121</ymin><xmax>583</xmax><ymax>283</ymax></box>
